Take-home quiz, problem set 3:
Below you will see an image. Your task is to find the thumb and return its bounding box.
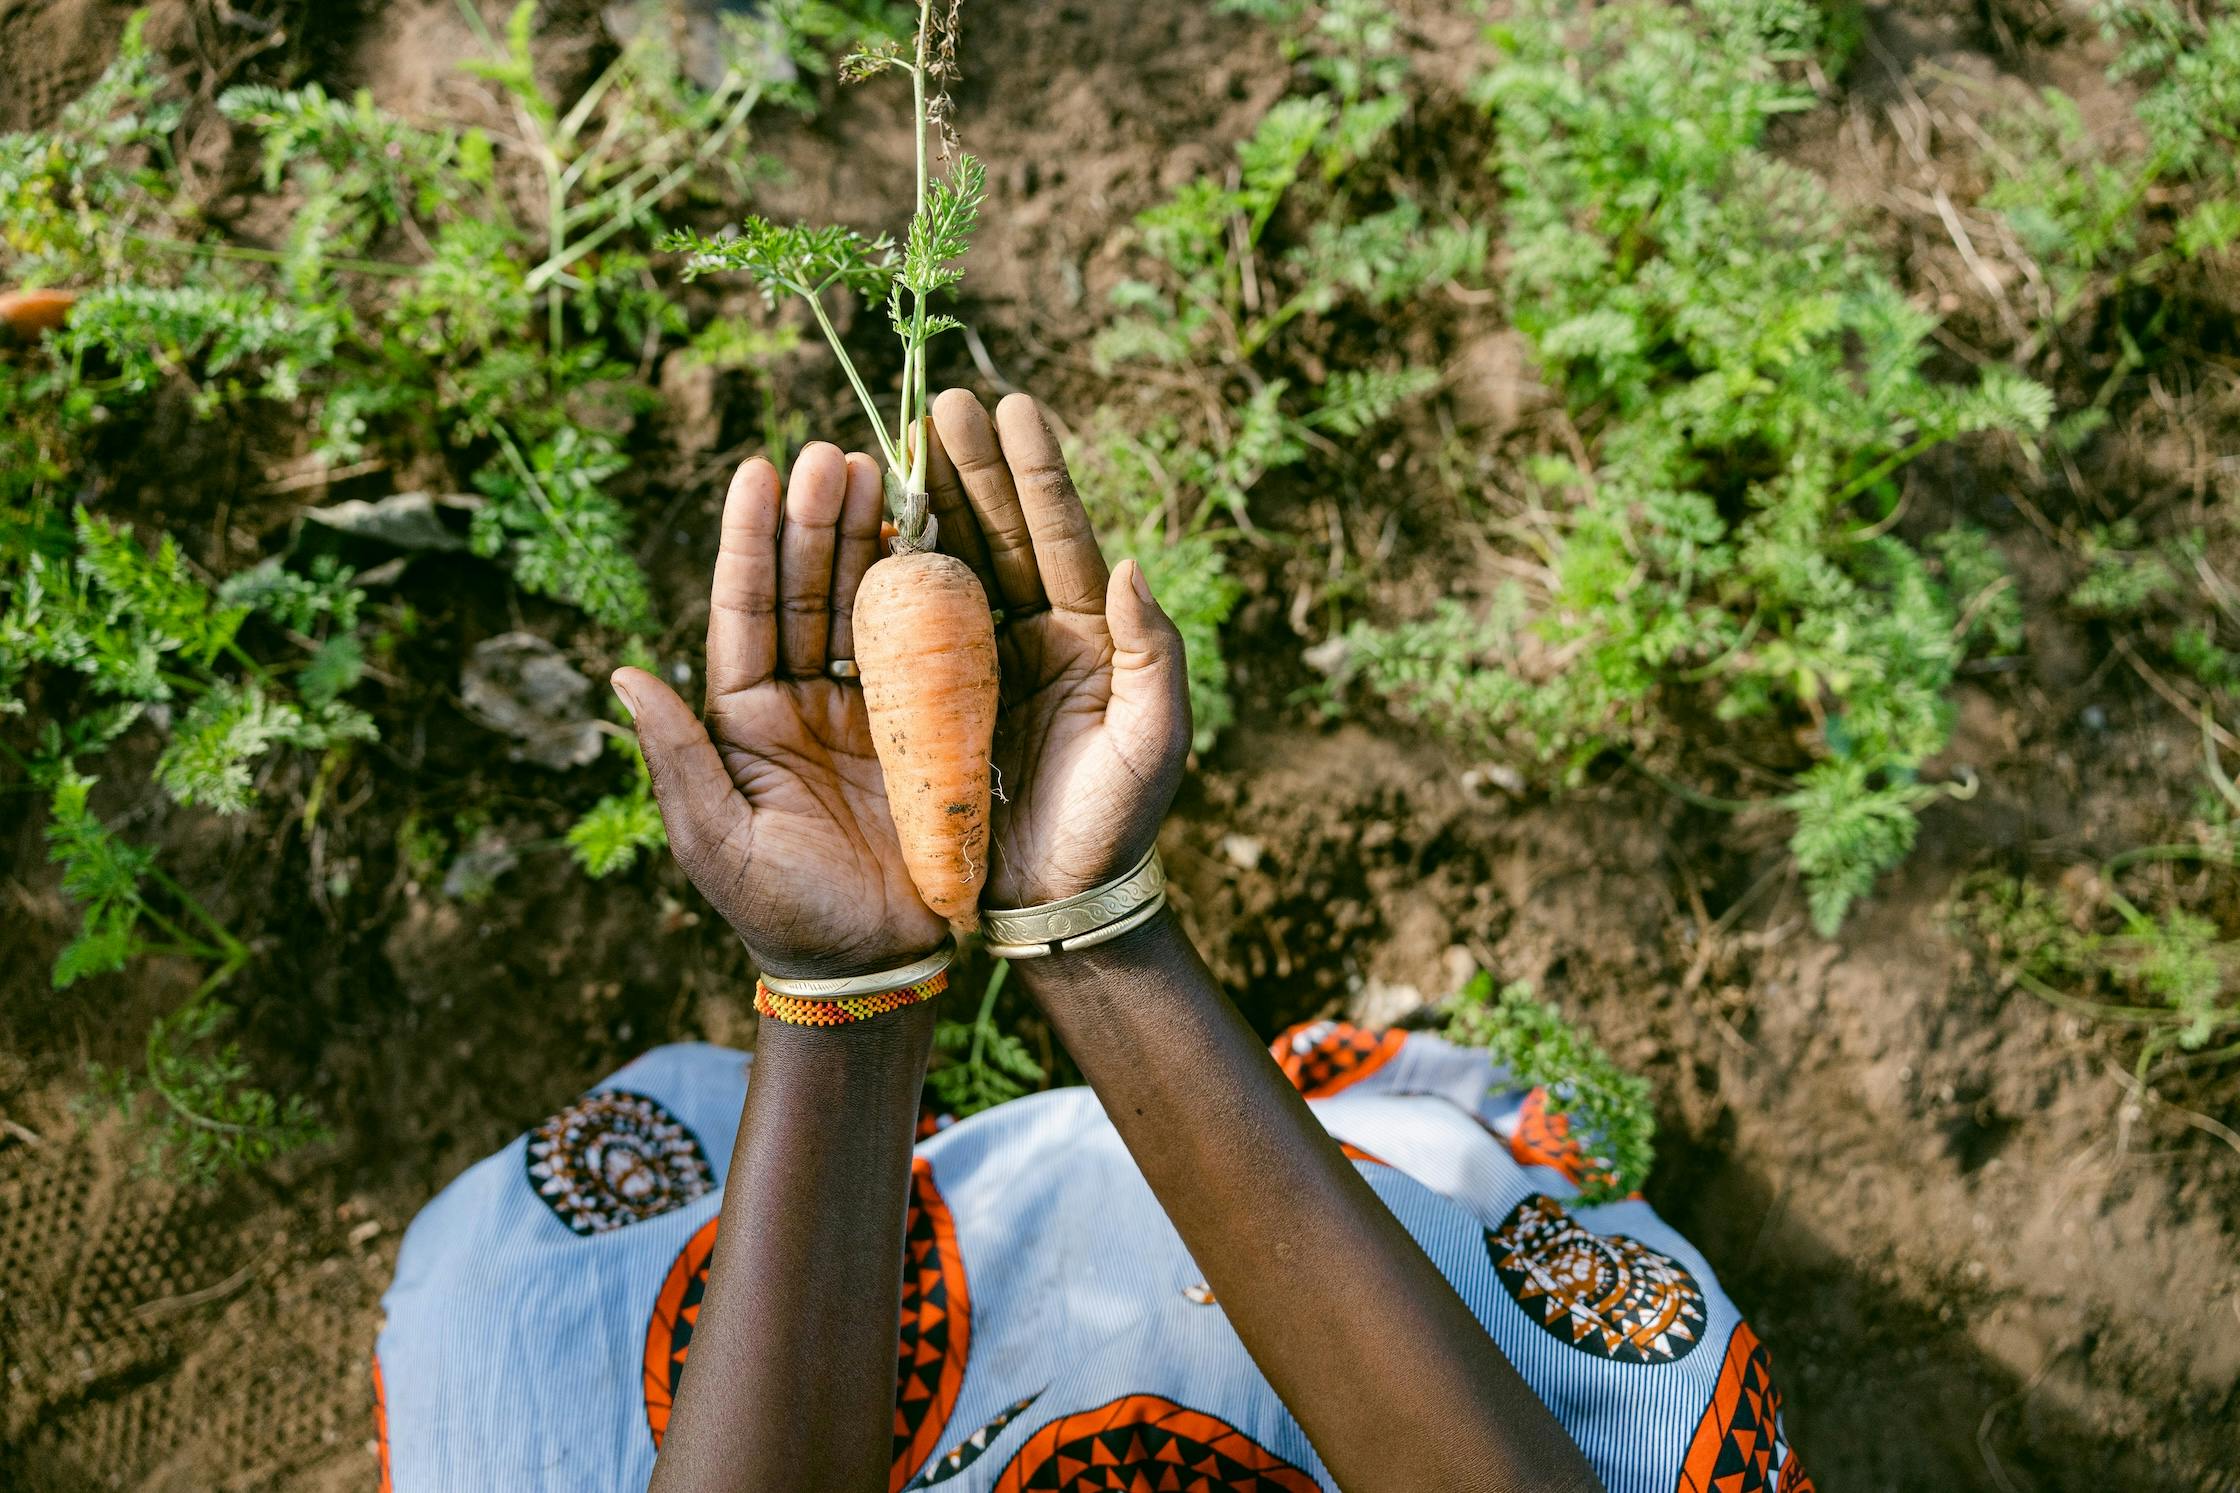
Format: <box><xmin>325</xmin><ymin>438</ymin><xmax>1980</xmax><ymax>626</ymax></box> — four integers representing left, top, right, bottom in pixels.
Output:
<box><xmin>1104</xmin><ymin>558</ymin><xmax>1192</xmax><ymax>782</ymax></box>
<box><xmin>611</xmin><ymin>666</ymin><xmax>749</xmax><ymax>879</ymax></box>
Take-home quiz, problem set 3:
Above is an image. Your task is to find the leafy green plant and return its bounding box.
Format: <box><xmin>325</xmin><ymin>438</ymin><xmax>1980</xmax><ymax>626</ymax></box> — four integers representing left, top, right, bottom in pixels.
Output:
<box><xmin>1443</xmin><ymin>974</ymin><xmax>1654</xmax><ymax>1204</ymax></box>
<box><xmin>670</xmin><ymin>0</ymin><xmax>981</xmax><ymax>547</ymax></box>
<box><xmin>1094</xmin><ymin>95</ymin><xmax>1477</xmax><ymax>371</ymax></box>
<box><xmin>927</xmin><ymin>960</ymin><xmax>1047</xmax><ymax>1116</ymax></box>
<box><xmin>1983</xmin><ymin>1</ymin><xmax>2240</xmax><ymax>343</ymax></box>
<box><xmin>2070</xmin><ymin>520</ymin><xmax>2184</xmax><ymax>617</ymax></box>
<box><xmin>570</xmin><ymin>696</ymin><xmax>668</xmax><ymax>878</ymax></box>
<box><xmin>1955</xmin><ymin>734</ymin><xmax>2240</xmax><ymax>1095</ymax></box>
<box><xmin>1345</xmin><ymin>0</ymin><xmax>2050</xmax><ymax>932</ymax></box>
<box><xmin>86</xmin><ymin>997</ymin><xmax>329</xmax><ymax>1186</ymax></box>
<box><xmin>1081</xmin><ymin>0</ymin><xmax>1462</xmax><ymax>751</ymax></box>
<box><xmin>1</xmin><ymin>4</ymin><xmax>883</xmax><ymax>1178</ymax></box>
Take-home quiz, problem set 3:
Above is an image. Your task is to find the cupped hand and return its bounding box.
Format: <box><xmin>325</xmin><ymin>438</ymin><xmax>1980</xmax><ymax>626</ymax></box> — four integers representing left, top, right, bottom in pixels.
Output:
<box><xmin>924</xmin><ymin>390</ymin><xmax>1192</xmax><ymax>908</ymax></box>
<box><xmin>613</xmin><ymin>444</ymin><xmax>947</xmax><ymax>977</ymax></box>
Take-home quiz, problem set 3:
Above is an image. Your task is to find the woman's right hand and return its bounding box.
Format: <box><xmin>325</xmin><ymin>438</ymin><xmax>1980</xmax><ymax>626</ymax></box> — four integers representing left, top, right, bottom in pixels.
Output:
<box><xmin>922</xmin><ymin>389</ymin><xmax>1194</xmax><ymax>910</ymax></box>
<box><xmin>614</xmin><ymin>444</ymin><xmax>947</xmax><ymax>977</ymax></box>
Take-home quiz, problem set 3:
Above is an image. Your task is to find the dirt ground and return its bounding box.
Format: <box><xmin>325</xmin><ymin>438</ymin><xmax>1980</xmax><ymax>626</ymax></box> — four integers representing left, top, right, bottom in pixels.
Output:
<box><xmin>2</xmin><ymin>1</ymin><xmax>2237</xmax><ymax>1489</ymax></box>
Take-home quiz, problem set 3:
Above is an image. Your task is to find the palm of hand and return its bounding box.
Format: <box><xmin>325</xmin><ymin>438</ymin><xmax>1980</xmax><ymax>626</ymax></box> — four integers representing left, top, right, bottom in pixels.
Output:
<box><xmin>984</xmin><ymin>615</ymin><xmax>1152</xmax><ymax>907</ymax></box>
<box><xmin>709</xmin><ymin>683</ymin><xmax>944</xmax><ymax>970</ymax></box>
<box><xmin>922</xmin><ymin>390</ymin><xmax>1192</xmax><ymax>915</ymax></box>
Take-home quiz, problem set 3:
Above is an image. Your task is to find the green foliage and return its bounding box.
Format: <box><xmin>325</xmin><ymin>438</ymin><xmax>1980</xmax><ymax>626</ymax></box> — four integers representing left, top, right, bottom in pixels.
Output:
<box><xmin>1956</xmin><ymin>843</ymin><xmax>2240</xmax><ymax>1081</ymax></box>
<box><xmin>0</xmin><ymin>2</ymin><xmax>875</xmax><ymax>1180</ymax></box>
<box><xmin>2095</xmin><ymin>0</ymin><xmax>2240</xmax><ymax>178</ymax></box>
<box><xmin>2070</xmin><ymin>520</ymin><xmax>2182</xmax><ymax>617</ymax></box>
<box><xmin>43</xmin><ymin>766</ymin><xmax>156</xmax><ymax>987</ymax></box>
<box><xmin>1072</xmin><ymin>427</ymin><xmax>1246</xmax><ymax>752</ymax></box>
<box><xmin>1349</xmin><ymin>0</ymin><xmax>2048</xmax><ymax>931</ymax></box>
<box><xmin>669</xmin><ymin>0</ymin><xmax>985</xmax><ymax>537</ymax></box>
<box><xmin>1443</xmin><ymin>975</ymin><xmax>1655</xmax><ymax>1204</ymax></box>
<box><xmin>570</xmin><ymin>728</ymin><xmax>668</xmax><ymax>878</ymax></box>
<box><xmin>1927</xmin><ymin>526</ymin><xmax>2025</xmax><ymax>657</ymax></box>
<box><xmin>569</xmin><ymin>783</ymin><xmax>666</xmax><ymax>877</ymax></box>
<box><xmin>0</xmin><ymin>10</ymin><xmax>180</xmax><ymax>278</ymax></box>
<box><xmin>470</xmin><ymin>427</ymin><xmax>654</xmax><ymax>634</ymax></box>
<box><xmin>1984</xmin><ymin>3</ymin><xmax>2240</xmax><ymax>335</ymax></box>
<box><xmin>87</xmin><ymin>997</ymin><xmax>329</xmax><ymax>1187</ymax></box>
<box><xmin>1095</xmin><ymin>93</ymin><xmax>1479</xmax><ymax>368</ymax></box>
<box><xmin>154</xmin><ymin>680</ymin><xmax>374</xmax><ymax>815</ymax></box>
<box><xmin>928</xmin><ymin>961</ymin><xmax>1046</xmax><ymax>1116</ymax></box>
<box><xmin>1085</xmin><ymin>0</ymin><xmax>1460</xmax><ymax>751</ymax></box>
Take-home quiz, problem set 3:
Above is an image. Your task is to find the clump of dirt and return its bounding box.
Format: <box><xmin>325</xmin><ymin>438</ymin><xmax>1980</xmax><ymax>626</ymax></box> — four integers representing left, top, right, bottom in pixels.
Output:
<box><xmin>2</xmin><ymin>2</ymin><xmax>2235</xmax><ymax>1490</ymax></box>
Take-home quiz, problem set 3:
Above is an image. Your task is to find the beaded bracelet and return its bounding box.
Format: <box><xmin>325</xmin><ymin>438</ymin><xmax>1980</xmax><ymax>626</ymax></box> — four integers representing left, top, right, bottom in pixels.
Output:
<box><xmin>753</xmin><ymin>969</ymin><xmax>949</xmax><ymax>1028</ymax></box>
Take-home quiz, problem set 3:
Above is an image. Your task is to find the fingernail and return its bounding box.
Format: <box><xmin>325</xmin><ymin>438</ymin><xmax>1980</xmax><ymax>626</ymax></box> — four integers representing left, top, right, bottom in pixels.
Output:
<box><xmin>610</xmin><ymin>676</ymin><xmax>638</xmax><ymax>720</ymax></box>
<box><xmin>1128</xmin><ymin>559</ymin><xmax>1154</xmax><ymax>605</ymax></box>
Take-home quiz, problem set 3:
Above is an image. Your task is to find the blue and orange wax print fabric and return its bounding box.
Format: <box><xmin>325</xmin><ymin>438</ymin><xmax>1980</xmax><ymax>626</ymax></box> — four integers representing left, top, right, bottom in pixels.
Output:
<box><xmin>373</xmin><ymin>1022</ymin><xmax>1813</xmax><ymax>1493</ymax></box>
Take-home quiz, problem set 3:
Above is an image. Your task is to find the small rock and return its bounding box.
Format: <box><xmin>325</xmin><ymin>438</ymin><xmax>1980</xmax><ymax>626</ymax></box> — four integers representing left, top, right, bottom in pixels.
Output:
<box><xmin>1351</xmin><ymin>975</ymin><xmax>1429</xmax><ymax>1028</ymax></box>
<box><xmin>461</xmin><ymin>632</ymin><xmax>604</xmax><ymax>770</ymax></box>
<box><xmin>1219</xmin><ymin>834</ymin><xmax>1265</xmax><ymax>872</ymax></box>
<box><xmin>2081</xmin><ymin>704</ymin><xmax>2109</xmax><ymax>731</ymax></box>
<box><xmin>302</xmin><ymin>491</ymin><xmax>470</xmax><ymax>551</ymax></box>
<box><xmin>1442</xmin><ymin>944</ymin><xmax>1478</xmax><ymax>994</ymax></box>
<box><xmin>1302</xmin><ymin>636</ymin><xmax>1354</xmax><ymax>679</ymax></box>
<box><xmin>1460</xmin><ymin>762</ymin><xmax>1526</xmax><ymax>797</ymax></box>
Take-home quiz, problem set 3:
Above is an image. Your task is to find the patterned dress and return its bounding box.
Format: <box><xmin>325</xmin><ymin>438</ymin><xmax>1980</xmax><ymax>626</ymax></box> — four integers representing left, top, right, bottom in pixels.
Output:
<box><xmin>374</xmin><ymin>1023</ymin><xmax>1813</xmax><ymax>1493</ymax></box>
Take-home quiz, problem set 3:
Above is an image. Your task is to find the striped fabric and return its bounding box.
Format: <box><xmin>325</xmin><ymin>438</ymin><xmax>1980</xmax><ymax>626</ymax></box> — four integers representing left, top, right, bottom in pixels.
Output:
<box><xmin>375</xmin><ymin>1026</ymin><xmax>1811</xmax><ymax>1493</ymax></box>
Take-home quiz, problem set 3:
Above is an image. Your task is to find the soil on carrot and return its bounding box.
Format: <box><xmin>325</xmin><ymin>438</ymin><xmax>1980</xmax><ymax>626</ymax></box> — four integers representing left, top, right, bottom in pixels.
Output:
<box><xmin>3</xmin><ymin>2</ymin><xmax>2236</xmax><ymax>1490</ymax></box>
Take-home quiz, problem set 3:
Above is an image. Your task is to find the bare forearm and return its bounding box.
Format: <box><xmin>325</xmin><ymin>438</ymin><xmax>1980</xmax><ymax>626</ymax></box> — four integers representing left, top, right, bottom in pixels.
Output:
<box><xmin>1014</xmin><ymin>908</ymin><xmax>1599</xmax><ymax>1493</ymax></box>
<box><xmin>649</xmin><ymin>1005</ymin><xmax>936</xmax><ymax>1493</ymax></box>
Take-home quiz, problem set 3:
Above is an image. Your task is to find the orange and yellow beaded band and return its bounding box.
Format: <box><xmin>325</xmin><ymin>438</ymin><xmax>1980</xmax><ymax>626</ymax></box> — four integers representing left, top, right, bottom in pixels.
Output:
<box><xmin>753</xmin><ymin>970</ymin><xmax>948</xmax><ymax>1028</ymax></box>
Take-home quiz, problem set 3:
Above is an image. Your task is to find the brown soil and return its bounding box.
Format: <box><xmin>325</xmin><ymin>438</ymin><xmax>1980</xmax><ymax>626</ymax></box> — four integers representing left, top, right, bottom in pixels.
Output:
<box><xmin>3</xmin><ymin>2</ymin><xmax>2236</xmax><ymax>1490</ymax></box>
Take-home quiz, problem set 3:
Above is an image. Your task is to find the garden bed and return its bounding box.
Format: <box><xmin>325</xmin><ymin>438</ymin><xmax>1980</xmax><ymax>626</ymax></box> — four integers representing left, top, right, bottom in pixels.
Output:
<box><xmin>2</xmin><ymin>0</ymin><xmax>2234</xmax><ymax>1487</ymax></box>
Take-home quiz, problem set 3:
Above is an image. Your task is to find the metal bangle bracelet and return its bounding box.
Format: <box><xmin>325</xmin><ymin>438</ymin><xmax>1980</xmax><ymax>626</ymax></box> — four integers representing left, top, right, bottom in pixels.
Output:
<box><xmin>757</xmin><ymin>935</ymin><xmax>955</xmax><ymax>1000</ymax></box>
<box><xmin>982</xmin><ymin>890</ymin><xmax>1167</xmax><ymax>959</ymax></box>
<box><xmin>980</xmin><ymin>846</ymin><xmax>1165</xmax><ymax>958</ymax></box>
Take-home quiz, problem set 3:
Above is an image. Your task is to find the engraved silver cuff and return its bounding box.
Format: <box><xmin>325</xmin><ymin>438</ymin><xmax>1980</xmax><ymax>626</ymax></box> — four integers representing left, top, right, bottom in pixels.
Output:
<box><xmin>980</xmin><ymin>846</ymin><xmax>1166</xmax><ymax>959</ymax></box>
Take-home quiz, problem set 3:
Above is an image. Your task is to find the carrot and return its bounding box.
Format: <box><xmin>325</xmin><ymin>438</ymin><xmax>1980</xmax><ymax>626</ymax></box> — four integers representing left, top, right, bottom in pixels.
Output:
<box><xmin>0</xmin><ymin>288</ymin><xmax>76</xmax><ymax>344</ymax></box>
<box><xmin>854</xmin><ymin>549</ymin><xmax>999</xmax><ymax>930</ymax></box>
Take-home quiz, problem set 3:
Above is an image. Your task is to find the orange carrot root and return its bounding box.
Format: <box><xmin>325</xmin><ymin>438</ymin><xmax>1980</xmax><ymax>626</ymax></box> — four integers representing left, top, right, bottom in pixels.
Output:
<box><xmin>0</xmin><ymin>288</ymin><xmax>76</xmax><ymax>344</ymax></box>
<box><xmin>854</xmin><ymin>549</ymin><xmax>999</xmax><ymax>930</ymax></box>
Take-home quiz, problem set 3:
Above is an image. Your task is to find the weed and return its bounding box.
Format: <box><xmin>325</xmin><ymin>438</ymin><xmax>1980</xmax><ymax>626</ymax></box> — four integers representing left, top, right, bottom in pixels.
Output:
<box><xmin>1</xmin><ymin>4</ymin><xmax>881</xmax><ymax>1177</ymax></box>
<box><xmin>1346</xmin><ymin>0</ymin><xmax>2049</xmax><ymax>932</ymax></box>
<box><xmin>927</xmin><ymin>961</ymin><xmax>1047</xmax><ymax>1116</ymax></box>
<box><xmin>1443</xmin><ymin>974</ymin><xmax>1655</xmax><ymax>1204</ymax></box>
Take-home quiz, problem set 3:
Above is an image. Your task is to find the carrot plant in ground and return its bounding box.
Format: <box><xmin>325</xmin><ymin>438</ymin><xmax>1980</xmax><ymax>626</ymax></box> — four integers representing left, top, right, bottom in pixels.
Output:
<box><xmin>1339</xmin><ymin>0</ymin><xmax>2051</xmax><ymax>933</ymax></box>
<box><xmin>1086</xmin><ymin>0</ymin><xmax>1476</xmax><ymax>751</ymax></box>
<box><xmin>1968</xmin><ymin>0</ymin><xmax>2240</xmax><ymax>722</ymax></box>
<box><xmin>1953</xmin><ymin>724</ymin><xmax>2240</xmax><ymax>1121</ymax></box>
<box><xmin>669</xmin><ymin>0</ymin><xmax>1009</xmax><ymax>927</ymax></box>
<box><xmin>2</xmin><ymin>6</ymin><xmax>889</xmax><ymax>1175</ymax></box>
<box><xmin>1443</xmin><ymin>974</ymin><xmax>1654</xmax><ymax>1205</ymax></box>
<box><xmin>1980</xmin><ymin>0</ymin><xmax>2240</xmax><ymax>369</ymax></box>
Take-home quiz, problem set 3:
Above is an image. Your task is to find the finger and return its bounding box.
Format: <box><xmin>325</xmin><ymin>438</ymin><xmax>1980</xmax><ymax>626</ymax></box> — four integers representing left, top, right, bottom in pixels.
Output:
<box><xmin>829</xmin><ymin>452</ymin><xmax>884</xmax><ymax>663</ymax></box>
<box><xmin>922</xmin><ymin>415</ymin><xmax>1001</xmax><ymax>604</ymax></box>
<box><xmin>1104</xmin><ymin>559</ymin><xmax>1193</xmax><ymax>797</ymax></box>
<box><xmin>613</xmin><ymin>668</ymin><xmax>751</xmax><ymax>884</ymax></box>
<box><xmin>707</xmin><ymin>457</ymin><xmax>781</xmax><ymax>704</ymax></box>
<box><xmin>777</xmin><ymin>441</ymin><xmax>848</xmax><ymax>677</ymax></box>
<box><xmin>995</xmin><ymin>392</ymin><xmax>1109</xmax><ymax>615</ymax></box>
<box><xmin>931</xmin><ymin>387</ymin><xmax>1046</xmax><ymax>612</ymax></box>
